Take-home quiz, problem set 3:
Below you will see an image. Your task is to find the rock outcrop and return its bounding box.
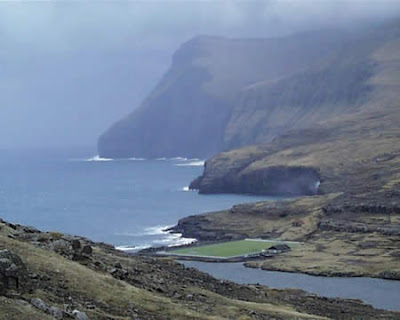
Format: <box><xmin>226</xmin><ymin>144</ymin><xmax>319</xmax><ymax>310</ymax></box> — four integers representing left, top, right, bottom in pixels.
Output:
<box><xmin>0</xmin><ymin>250</ymin><xmax>31</xmax><ymax>295</ymax></box>
<box><xmin>192</xmin><ymin>163</ymin><xmax>320</xmax><ymax>195</ymax></box>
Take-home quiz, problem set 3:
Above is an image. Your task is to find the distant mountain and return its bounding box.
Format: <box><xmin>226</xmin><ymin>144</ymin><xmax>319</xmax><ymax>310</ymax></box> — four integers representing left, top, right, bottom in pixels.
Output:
<box><xmin>98</xmin><ymin>30</ymin><xmax>348</xmax><ymax>158</ymax></box>
<box><xmin>222</xmin><ymin>21</ymin><xmax>400</xmax><ymax>150</ymax></box>
<box><xmin>190</xmin><ymin>20</ymin><xmax>400</xmax><ymax>196</ymax></box>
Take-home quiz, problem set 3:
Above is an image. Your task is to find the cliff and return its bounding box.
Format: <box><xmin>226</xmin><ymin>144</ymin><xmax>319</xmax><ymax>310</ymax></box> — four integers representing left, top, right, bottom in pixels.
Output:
<box><xmin>98</xmin><ymin>31</ymin><xmax>348</xmax><ymax>158</ymax></box>
<box><xmin>191</xmin><ymin>20</ymin><xmax>400</xmax><ymax>196</ymax></box>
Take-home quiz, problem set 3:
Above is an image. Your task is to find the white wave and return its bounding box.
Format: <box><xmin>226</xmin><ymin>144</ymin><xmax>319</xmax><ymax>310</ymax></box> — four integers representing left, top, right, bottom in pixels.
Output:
<box><xmin>116</xmin><ymin>229</ymin><xmax>196</xmax><ymax>251</ymax></box>
<box><xmin>155</xmin><ymin>157</ymin><xmax>187</xmax><ymax>161</ymax></box>
<box><xmin>71</xmin><ymin>155</ymin><xmax>148</xmax><ymax>162</ymax></box>
<box><xmin>181</xmin><ymin>186</ymin><xmax>196</xmax><ymax>192</ymax></box>
<box><xmin>170</xmin><ymin>157</ymin><xmax>188</xmax><ymax>161</ymax></box>
<box><xmin>116</xmin><ymin>244</ymin><xmax>151</xmax><ymax>252</ymax></box>
<box><xmin>115</xmin><ymin>245</ymin><xmax>137</xmax><ymax>251</ymax></box>
<box><xmin>153</xmin><ymin>232</ymin><xmax>197</xmax><ymax>247</ymax></box>
<box><xmin>134</xmin><ymin>245</ymin><xmax>152</xmax><ymax>250</ymax></box>
<box><xmin>175</xmin><ymin>161</ymin><xmax>205</xmax><ymax>167</ymax></box>
<box><xmin>69</xmin><ymin>155</ymin><xmax>113</xmax><ymax>162</ymax></box>
<box><xmin>143</xmin><ymin>225</ymin><xmax>173</xmax><ymax>235</ymax></box>
<box><xmin>85</xmin><ymin>155</ymin><xmax>113</xmax><ymax>162</ymax></box>
<box><xmin>155</xmin><ymin>157</ymin><xmax>200</xmax><ymax>162</ymax></box>
<box><xmin>114</xmin><ymin>225</ymin><xmax>173</xmax><ymax>237</ymax></box>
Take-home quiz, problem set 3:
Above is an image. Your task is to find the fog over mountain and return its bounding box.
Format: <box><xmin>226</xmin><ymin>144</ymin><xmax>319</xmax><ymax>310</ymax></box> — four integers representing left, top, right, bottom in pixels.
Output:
<box><xmin>1</xmin><ymin>0</ymin><xmax>400</xmax><ymax>149</ymax></box>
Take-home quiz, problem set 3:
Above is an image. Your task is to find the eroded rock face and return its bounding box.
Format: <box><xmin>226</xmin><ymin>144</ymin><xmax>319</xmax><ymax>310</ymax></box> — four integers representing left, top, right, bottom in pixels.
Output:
<box><xmin>239</xmin><ymin>166</ymin><xmax>320</xmax><ymax>196</ymax></box>
<box><xmin>0</xmin><ymin>249</ymin><xmax>32</xmax><ymax>295</ymax></box>
<box><xmin>193</xmin><ymin>165</ymin><xmax>320</xmax><ymax>196</ymax></box>
<box><xmin>168</xmin><ymin>215</ymin><xmax>246</xmax><ymax>242</ymax></box>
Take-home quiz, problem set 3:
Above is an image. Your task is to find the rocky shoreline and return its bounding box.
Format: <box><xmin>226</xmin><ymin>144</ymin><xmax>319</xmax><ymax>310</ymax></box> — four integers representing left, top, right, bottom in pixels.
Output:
<box><xmin>167</xmin><ymin>195</ymin><xmax>400</xmax><ymax>281</ymax></box>
<box><xmin>3</xmin><ymin>218</ymin><xmax>400</xmax><ymax>319</ymax></box>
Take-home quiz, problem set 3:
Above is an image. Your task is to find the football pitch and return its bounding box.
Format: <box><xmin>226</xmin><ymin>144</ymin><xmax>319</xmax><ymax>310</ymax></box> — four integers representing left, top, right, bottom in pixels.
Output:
<box><xmin>169</xmin><ymin>239</ymin><xmax>294</xmax><ymax>258</ymax></box>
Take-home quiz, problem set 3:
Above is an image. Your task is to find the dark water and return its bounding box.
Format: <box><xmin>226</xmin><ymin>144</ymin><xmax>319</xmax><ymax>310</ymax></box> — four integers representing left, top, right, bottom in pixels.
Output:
<box><xmin>0</xmin><ymin>148</ymin><xmax>274</xmax><ymax>250</ymax></box>
<box><xmin>182</xmin><ymin>261</ymin><xmax>400</xmax><ymax>311</ymax></box>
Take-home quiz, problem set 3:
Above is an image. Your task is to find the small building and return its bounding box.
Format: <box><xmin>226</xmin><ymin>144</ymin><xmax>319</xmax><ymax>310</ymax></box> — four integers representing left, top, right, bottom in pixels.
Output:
<box><xmin>267</xmin><ymin>244</ymin><xmax>291</xmax><ymax>254</ymax></box>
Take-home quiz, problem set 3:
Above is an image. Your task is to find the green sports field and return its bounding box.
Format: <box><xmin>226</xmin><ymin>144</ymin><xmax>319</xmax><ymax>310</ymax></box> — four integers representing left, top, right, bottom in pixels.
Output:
<box><xmin>169</xmin><ymin>239</ymin><xmax>293</xmax><ymax>258</ymax></box>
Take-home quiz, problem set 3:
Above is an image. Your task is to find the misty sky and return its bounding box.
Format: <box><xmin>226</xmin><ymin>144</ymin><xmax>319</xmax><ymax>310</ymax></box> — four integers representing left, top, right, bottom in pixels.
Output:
<box><xmin>1</xmin><ymin>0</ymin><xmax>400</xmax><ymax>150</ymax></box>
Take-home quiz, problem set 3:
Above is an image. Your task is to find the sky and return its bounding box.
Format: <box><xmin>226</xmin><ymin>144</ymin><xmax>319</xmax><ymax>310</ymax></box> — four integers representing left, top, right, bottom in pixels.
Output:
<box><xmin>1</xmin><ymin>0</ymin><xmax>400</xmax><ymax>150</ymax></box>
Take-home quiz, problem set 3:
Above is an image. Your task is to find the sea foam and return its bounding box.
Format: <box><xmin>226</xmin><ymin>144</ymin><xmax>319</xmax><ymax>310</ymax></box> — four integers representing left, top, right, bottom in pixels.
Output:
<box><xmin>153</xmin><ymin>232</ymin><xmax>197</xmax><ymax>247</ymax></box>
<box><xmin>175</xmin><ymin>161</ymin><xmax>205</xmax><ymax>167</ymax></box>
<box><xmin>71</xmin><ymin>155</ymin><xmax>147</xmax><ymax>162</ymax></box>
<box><xmin>115</xmin><ymin>245</ymin><xmax>137</xmax><ymax>251</ymax></box>
<box><xmin>69</xmin><ymin>155</ymin><xmax>113</xmax><ymax>162</ymax></box>
<box><xmin>86</xmin><ymin>155</ymin><xmax>113</xmax><ymax>162</ymax></box>
<box><xmin>155</xmin><ymin>157</ymin><xmax>201</xmax><ymax>162</ymax></box>
<box><xmin>181</xmin><ymin>186</ymin><xmax>196</xmax><ymax>192</ymax></box>
<box><xmin>115</xmin><ymin>245</ymin><xmax>151</xmax><ymax>252</ymax></box>
<box><xmin>114</xmin><ymin>225</ymin><xmax>173</xmax><ymax>237</ymax></box>
<box><xmin>143</xmin><ymin>225</ymin><xmax>173</xmax><ymax>235</ymax></box>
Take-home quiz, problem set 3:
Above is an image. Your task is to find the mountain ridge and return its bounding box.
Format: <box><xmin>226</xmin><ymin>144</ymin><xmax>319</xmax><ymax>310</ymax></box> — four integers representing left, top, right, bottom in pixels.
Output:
<box><xmin>98</xmin><ymin>29</ymin><xmax>350</xmax><ymax>158</ymax></box>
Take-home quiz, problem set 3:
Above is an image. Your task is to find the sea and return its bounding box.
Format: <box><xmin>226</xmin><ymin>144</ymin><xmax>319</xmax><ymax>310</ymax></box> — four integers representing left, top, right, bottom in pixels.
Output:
<box><xmin>0</xmin><ymin>148</ymin><xmax>273</xmax><ymax>251</ymax></box>
<box><xmin>2</xmin><ymin>148</ymin><xmax>399</xmax><ymax>311</ymax></box>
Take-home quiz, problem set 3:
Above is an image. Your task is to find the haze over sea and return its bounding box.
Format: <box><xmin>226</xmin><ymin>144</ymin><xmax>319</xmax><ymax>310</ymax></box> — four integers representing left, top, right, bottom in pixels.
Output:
<box><xmin>0</xmin><ymin>148</ymin><xmax>274</xmax><ymax>251</ymax></box>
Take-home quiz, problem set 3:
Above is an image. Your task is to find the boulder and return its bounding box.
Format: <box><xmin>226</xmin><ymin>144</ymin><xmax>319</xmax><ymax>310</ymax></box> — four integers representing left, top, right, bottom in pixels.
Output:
<box><xmin>50</xmin><ymin>239</ymin><xmax>71</xmax><ymax>255</ymax></box>
<box><xmin>72</xmin><ymin>310</ymin><xmax>89</xmax><ymax>320</ymax></box>
<box><xmin>82</xmin><ymin>245</ymin><xmax>93</xmax><ymax>255</ymax></box>
<box><xmin>31</xmin><ymin>297</ymin><xmax>48</xmax><ymax>312</ymax></box>
<box><xmin>48</xmin><ymin>305</ymin><xmax>63</xmax><ymax>319</ymax></box>
<box><xmin>71</xmin><ymin>240</ymin><xmax>81</xmax><ymax>251</ymax></box>
<box><xmin>0</xmin><ymin>249</ymin><xmax>32</xmax><ymax>295</ymax></box>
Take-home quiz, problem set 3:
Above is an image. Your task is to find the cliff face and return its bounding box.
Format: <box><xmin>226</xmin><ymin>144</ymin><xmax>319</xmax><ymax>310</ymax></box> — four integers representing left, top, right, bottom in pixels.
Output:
<box><xmin>222</xmin><ymin>59</ymin><xmax>375</xmax><ymax>150</ymax></box>
<box><xmin>222</xmin><ymin>22</ymin><xmax>400</xmax><ymax>149</ymax></box>
<box><xmin>98</xmin><ymin>31</ymin><xmax>347</xmax><ymax>158</ymax></box>
<box><xmin>99</xmin><ymin>22</ymin><xmax>400</xmax><ymax>160</ymax></box>
<box><xmin>190</xmin><ymin>21</ymin><xmax>400</xmax><ymax>196</ymax></box>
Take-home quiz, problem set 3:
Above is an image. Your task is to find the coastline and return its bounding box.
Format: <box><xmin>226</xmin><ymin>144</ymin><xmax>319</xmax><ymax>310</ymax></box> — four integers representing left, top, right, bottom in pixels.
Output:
<box><xmin>159</xmin><ymin>194</ymin><xmax>400</xmax><ymax>281</ymax></box>
<box><xmin>2</xmin><ymin>217</ymin><xmax>398</xmax><ymax>319</ymax></box>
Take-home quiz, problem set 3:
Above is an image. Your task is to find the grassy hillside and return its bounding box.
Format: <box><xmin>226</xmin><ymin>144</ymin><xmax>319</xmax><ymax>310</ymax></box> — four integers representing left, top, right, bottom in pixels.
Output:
<box><xmin>1</xmin><ymin>219</ymin><xmax>395</xmax><ymax>319</ymax></box>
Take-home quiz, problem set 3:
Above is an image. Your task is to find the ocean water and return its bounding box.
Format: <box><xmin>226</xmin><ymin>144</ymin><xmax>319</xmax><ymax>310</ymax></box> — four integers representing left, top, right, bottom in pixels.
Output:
<box><xmin>2</xmin><ymin>148</ymin><xmax>399</xmax><ymax>311</ymax></box>
<box><xmin>0</xmin><ymin>148</ymin><xmax>274</xmax><ymax>250</ymax></box>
